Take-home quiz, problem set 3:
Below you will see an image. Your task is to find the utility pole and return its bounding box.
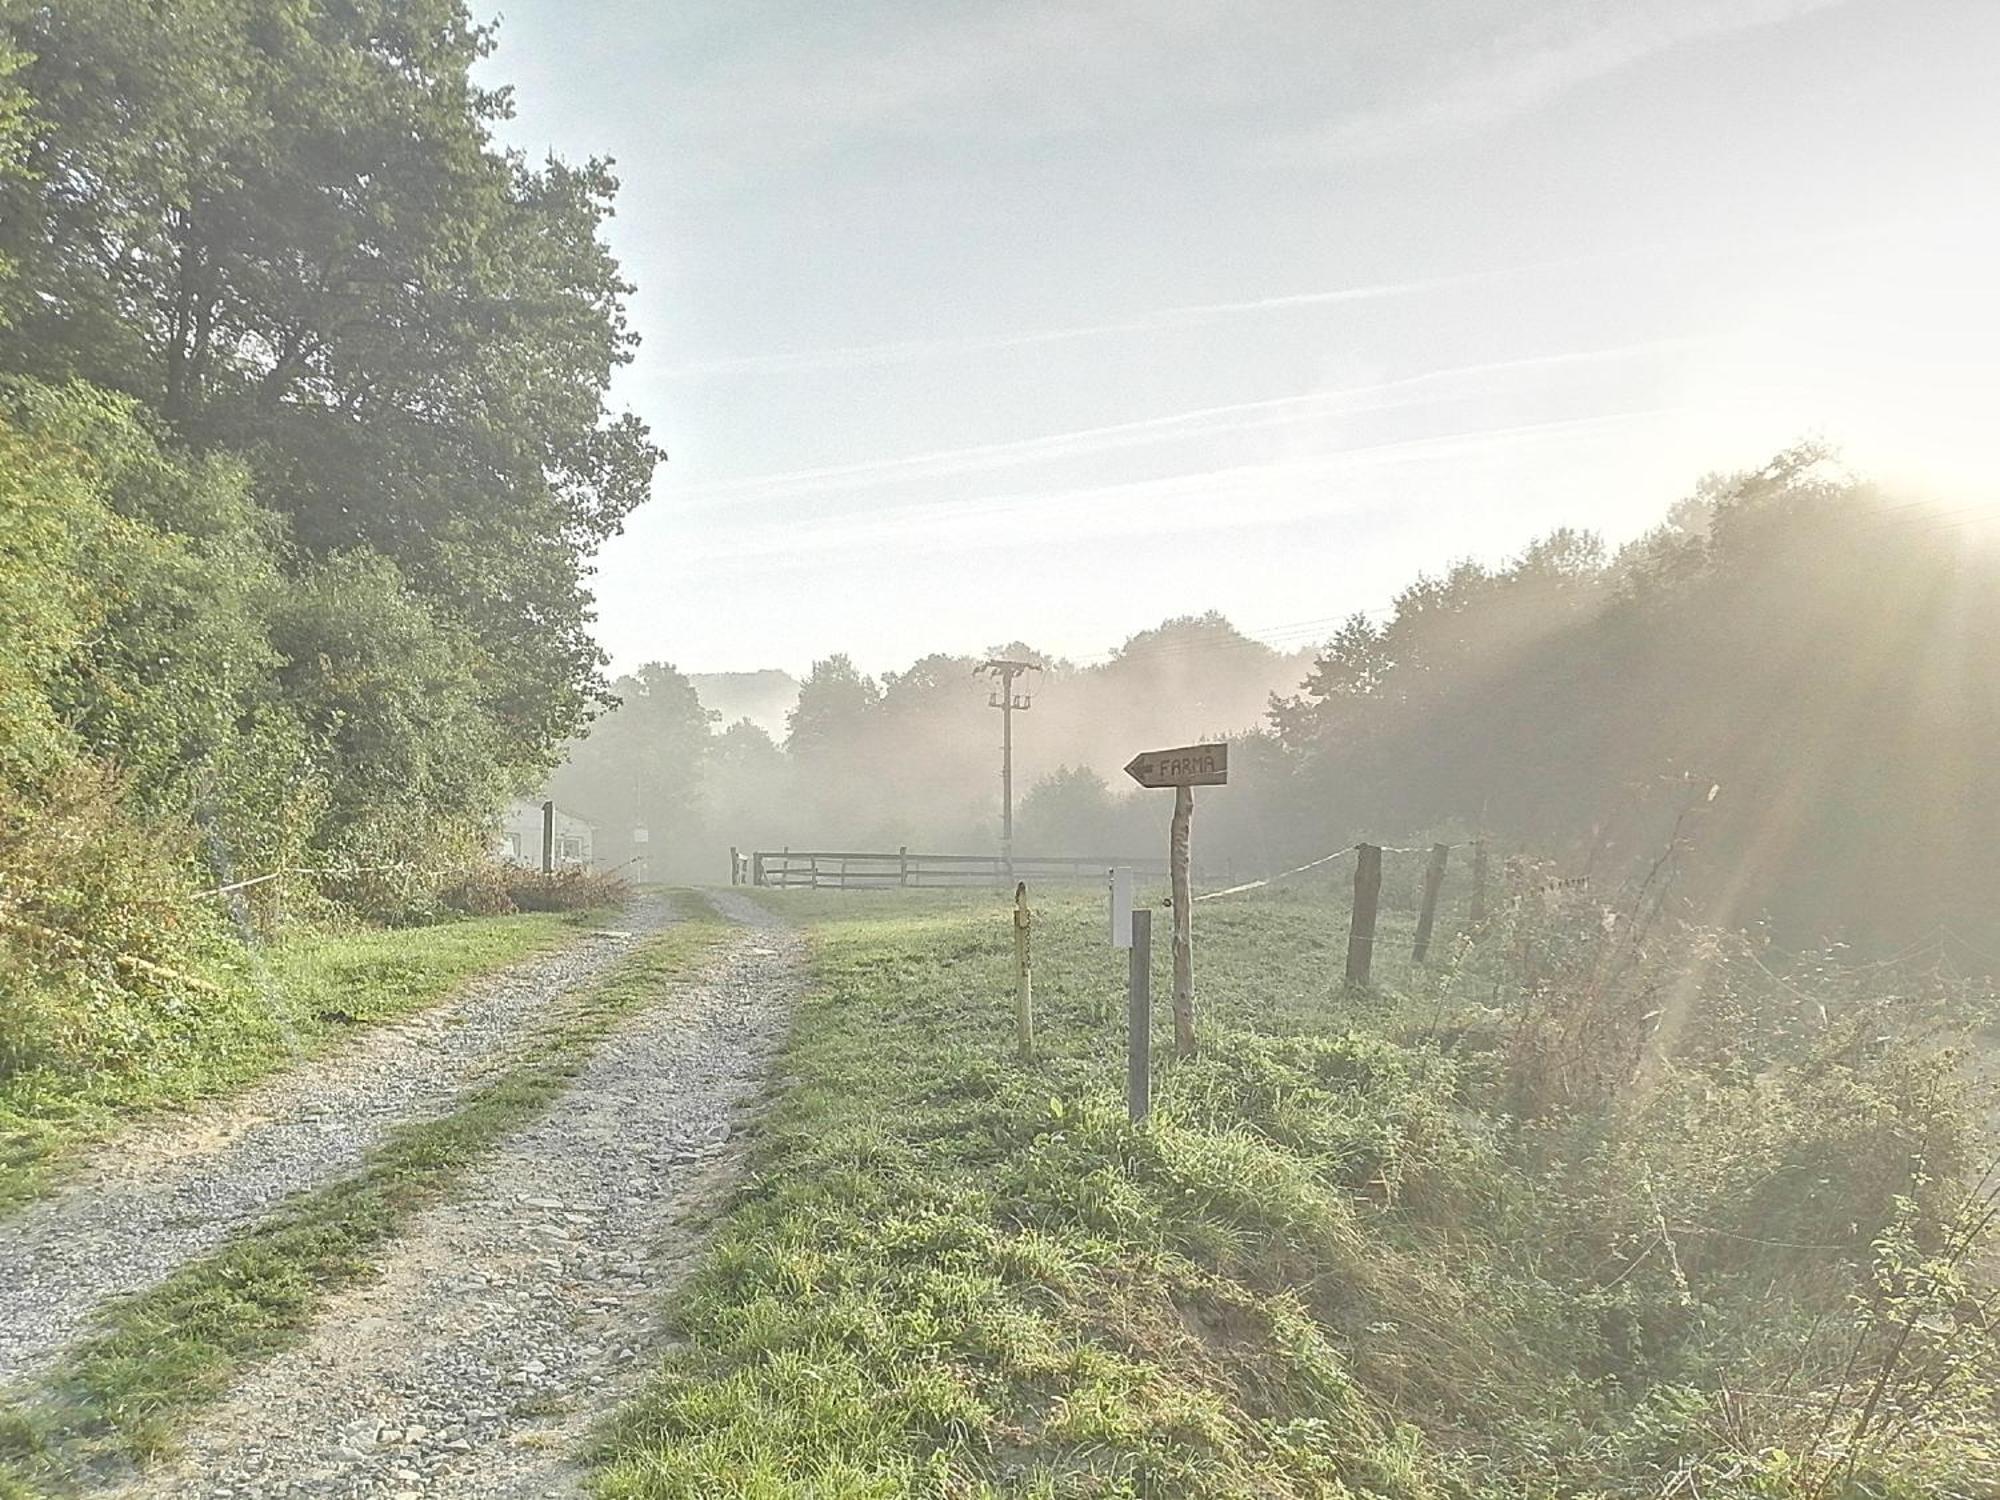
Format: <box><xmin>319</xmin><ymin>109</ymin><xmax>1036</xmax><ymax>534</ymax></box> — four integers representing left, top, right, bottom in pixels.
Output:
<box><xmin>977</xmin><ymin>656</ymin><xmax>1039</xmax><ymax>877</ymax></box>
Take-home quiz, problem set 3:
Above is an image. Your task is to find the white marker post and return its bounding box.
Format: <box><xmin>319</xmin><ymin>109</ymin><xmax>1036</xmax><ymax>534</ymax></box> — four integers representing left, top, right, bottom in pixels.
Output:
<box><xmin>1108</xmin><ymin>865</ymin><xmax>1135</xmax><ymax>949</ymax></box>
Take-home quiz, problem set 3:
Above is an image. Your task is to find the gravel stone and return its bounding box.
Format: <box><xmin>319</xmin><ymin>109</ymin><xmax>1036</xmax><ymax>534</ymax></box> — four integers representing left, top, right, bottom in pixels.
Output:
<box><xmin>0</xmin><ymin>893</ymin><xmax>677</xmax><ymax>1388</ymax></box>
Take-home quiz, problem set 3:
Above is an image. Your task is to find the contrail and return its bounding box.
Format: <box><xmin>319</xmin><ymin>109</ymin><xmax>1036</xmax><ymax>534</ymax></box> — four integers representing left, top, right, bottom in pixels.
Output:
<box><xmin>660</xmin><ymin>267</ymin><xmax>1523</xmax><ymax>378</ymax></box>
<box><xmin>654</xmin><ymin>224</ymin><xmax>1888</xmax><ymax>380</ymax></box>
<box><xmin>669</xmin><ymin>405</ymin><xmax>1682</xmax><ymax>565</ymax></box>
<box><xmin>679</xmin><ymin>339</ymin><xmax>1694</xmax><ymax>504</ymax></box>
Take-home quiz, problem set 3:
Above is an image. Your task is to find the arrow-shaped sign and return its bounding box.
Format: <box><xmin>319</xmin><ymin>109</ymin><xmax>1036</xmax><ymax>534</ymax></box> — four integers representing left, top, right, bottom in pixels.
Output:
<box><xmin>1124</xmin><ymin>742</ymin><xmax>1229</xmax><ymax>789</ymax></box>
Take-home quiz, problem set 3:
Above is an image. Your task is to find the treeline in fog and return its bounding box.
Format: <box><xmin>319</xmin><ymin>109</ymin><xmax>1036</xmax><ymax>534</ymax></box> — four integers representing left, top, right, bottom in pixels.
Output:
<box><xmin>564</xmin><ymin>445</ymin><xmax>2000</xmax><ymax>955</ymax></box>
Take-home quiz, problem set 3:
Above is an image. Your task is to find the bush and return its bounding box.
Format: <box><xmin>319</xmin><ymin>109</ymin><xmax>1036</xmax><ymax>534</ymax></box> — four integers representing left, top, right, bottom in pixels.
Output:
<box><xmin>0</xmin><ymin>768</ymin><xmax>243</xmax><ymax>1084</ymax></box>
<box><xmin>441</xmin><ymin>863</ymin><xmax>629</xmax><ymax>917</ymax></box>
<box><xmin>503</xmin><ymin>866</ymin><xmax>629</xmax><ymax>913</ymax></box>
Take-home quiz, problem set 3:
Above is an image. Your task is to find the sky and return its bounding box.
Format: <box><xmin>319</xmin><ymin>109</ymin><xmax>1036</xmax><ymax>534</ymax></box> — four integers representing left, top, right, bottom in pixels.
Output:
<box><xmin>481</xmin><ymin>0</ymin><xmax>2000</xmax><ymax>677</ymax></box>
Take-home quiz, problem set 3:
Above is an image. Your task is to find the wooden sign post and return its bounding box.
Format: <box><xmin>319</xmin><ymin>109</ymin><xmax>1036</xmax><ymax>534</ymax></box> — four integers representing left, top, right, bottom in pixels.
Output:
<box><xmin>1125</xmin><ymin>742</ymin><xmax>1228</xmax><ymax>1058</ymax></box>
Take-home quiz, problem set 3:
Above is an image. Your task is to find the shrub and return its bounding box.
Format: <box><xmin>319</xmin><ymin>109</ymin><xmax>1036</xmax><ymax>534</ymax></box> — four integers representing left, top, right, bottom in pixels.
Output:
<box><xmin>0</xmin><ymin>768</ymin><xmax>243</xmax><ymax>1084</ymax></box>
<box><xmin>436</xmin><ymin>857</ymin><xmax>632</xmax><ymax>918</ymax></box>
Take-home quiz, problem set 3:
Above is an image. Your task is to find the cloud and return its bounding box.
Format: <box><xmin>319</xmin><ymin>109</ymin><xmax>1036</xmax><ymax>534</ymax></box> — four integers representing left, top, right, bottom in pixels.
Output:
<box><xmin>1291</xmin><ymin>0</ymin><xmax>1856</xmax><ymax>160</ymax></box>
<box><xmin>658</xmin><ymin>265</ymin><xmax>1499</xmax><ymax>378</ymax></box>
<box><xmin>657</xmin><ymin>0</ymin><xmax>1856</xmax><ymax>181</ymax></box>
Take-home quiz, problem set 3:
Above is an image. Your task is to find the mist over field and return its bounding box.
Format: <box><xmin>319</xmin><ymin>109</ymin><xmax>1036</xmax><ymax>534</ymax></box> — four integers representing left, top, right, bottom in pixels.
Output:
<box><xmin>555</xmin><ymin>450</ymin><xmax>2000</xmax><ymax>954</ymax></box>
<box><xmin>2</xmin><ymin>2</ymin><xmax>1997</xmax><ymax>1497</ymax></box>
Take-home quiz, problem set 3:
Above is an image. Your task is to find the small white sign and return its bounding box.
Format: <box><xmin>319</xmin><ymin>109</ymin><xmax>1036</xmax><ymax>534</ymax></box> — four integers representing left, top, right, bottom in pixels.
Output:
<box><xmin>1109</xmin><ymin>866</ymin><xmax>1135</xmax><ymax>949</ymax></box>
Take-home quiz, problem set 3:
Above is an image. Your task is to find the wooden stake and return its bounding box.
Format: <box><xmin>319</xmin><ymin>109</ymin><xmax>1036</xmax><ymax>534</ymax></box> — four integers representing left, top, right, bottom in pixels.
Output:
<box><xmin>729</xmin><ymin>845</ymin><xmax>740</xmax><ymax>886</ymax></box>
<box><xmin>1412</xmin><ymin>842</ymin><xmax>1450</xmax><ymax>962</ymax></box>
<box><xmin>1128</xmin><ymin>907</ymin><xmax>1152</xmax><ymax>1122</ymax></box>
<box><xmin>541</xmin><ymin>800</ymin><xmax>555</xmax><ymax>875</ymax></box>
<box><xmin>1013</xmin><ymin>881</ymin><xmax>1034</xmax><ymax>1060</ymax></box>
<box><xmin>1170</xmin><ymin>782</ymin><xmax>1196</xmax><ymax>1057</ymax></box>
<box><xmin>1345</xmin><ymin>843</ymin><xmax>1382</xmax><ymax>985</ymax></box>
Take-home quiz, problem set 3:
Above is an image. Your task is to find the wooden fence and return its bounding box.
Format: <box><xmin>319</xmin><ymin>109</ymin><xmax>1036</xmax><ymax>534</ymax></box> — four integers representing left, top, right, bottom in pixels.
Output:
<box><xmin>737</xmin><ymin>848</ymin><xmax>1226</xmax><ymax>891</ymax></box>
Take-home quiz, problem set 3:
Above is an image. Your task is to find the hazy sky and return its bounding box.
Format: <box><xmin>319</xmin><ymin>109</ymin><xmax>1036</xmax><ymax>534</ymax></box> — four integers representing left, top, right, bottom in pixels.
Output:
<box><xmin>482</xmin><ymin>1</ymin><xmax>1998</xmax><ymax>676</ymax></box>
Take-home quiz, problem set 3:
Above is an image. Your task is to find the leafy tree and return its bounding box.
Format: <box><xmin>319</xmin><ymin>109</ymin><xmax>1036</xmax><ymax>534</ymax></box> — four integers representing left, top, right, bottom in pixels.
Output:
<box><xmin>266</xmin><ymin>551</ymin><xmax>500</xmax><ymax>873</ymax></box>
<box><xmin>549</xmin><ymin>662</ymin><xmax>716</xmax><ymax>869</ymax></box>
<box><xmin>786</xmin><ymin>655</ymin><xmax>881</xmax><ymax>757</ymax></box>
<box><xmin>0</xmin><ymin>0</ymin><xmax>660</xmax><ymax>771</ymax></box>
<box><xmin>0</xmin><ymin>405</ymin><xmax>102</xmax><ymax>790</ymax></box>
<box><xmin>1016</xmin><ymin>766</ymin><xmax>1129</xmax><ymax>856</ymax></box>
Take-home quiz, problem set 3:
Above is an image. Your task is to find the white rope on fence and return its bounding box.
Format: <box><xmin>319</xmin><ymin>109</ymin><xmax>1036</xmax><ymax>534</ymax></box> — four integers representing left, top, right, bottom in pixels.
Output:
<box><xmin>1190</xmin><ymin>838</ymin><xmax>1482</xmax><ymax>904</ymax></box>
<box><xmin>1192</xmin><ymin>845</ymin><xmax>1359</xmax><ymax>903</ymax></box>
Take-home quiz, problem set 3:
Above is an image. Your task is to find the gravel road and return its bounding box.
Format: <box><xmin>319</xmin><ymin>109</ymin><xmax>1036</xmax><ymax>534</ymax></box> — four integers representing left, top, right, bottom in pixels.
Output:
<box><xmin>0</xmin><ymin>892</ymin><xmax>677</xmax><ymax>1390</ymax></box>
<box><xmin>114</xmin><ymin>888</ymin><xmax>798</xmax><ymax>1500</ymax></box>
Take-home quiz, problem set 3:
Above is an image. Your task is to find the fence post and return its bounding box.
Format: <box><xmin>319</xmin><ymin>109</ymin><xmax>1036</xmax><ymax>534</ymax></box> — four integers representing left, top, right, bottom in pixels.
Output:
<box><xmin>1345</xmin><ymin>843</ymin><xmax>1382</xmax><ymax>985</ymax></box>
<box><xmin>899</xmin><ymin>845</ymin><xmax>910</xmax><ymax>888</ymax></box>
<box><xmin>1412</xmin><ymin>842</ymin><xmax>1450</xmax><ymax>962</ymax></box>
<box><xmin>752</xmin><ymin>851</ymin><xmax>765</xmax><ymax>887</ymax></box>
<box><xmin>729</xmin><ymin>846</ymin><xmax>740</xmax><ymax>887</ymax></box>
<box><xmin>1014</xmin><ymin>882</ymin><xmax>1034</xmax><ymax>1061</ymax></box>
<box><xmin>541</xmin><ymin>800</ymin><xmax>555</xmax><ymax>875</ymax></box>
<box><xmin>1128</xmin><ymin>907</ymin><xmax>1152</xmax><ymax>1123</ymax></box>
<box><xmin>1469</xmin><ymin>840</ymin><xmax>1489</xmax><ymax>926</ymax></box>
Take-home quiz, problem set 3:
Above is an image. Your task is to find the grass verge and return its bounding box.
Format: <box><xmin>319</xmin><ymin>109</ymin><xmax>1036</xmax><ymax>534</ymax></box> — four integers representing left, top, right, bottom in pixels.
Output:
<box><xmin>0</xmin><ymin>906</ymin><xmax>617</xmax><ymax>1214</ymax></box>
<box><xmin>0</xmin><ymin>898</ymin><xmax>731</xmax><ymax>1497</ymax></box>
<box><xmin>592</xmin><ymin>884</ymin><xmax>1997</xmax><ymax>1499</ymax></box>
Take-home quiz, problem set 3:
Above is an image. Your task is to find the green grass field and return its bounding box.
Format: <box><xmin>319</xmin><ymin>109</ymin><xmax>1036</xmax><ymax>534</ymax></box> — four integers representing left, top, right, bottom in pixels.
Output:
<box><xmin>0</xmin><ymin>906</ymin><xmax>613</xmax><ymax>1213</ymax></box>
<box><xmin>593</xmin><ymin>881</ymin><xmax>1997</xmax><ymax>1500</ymax></box>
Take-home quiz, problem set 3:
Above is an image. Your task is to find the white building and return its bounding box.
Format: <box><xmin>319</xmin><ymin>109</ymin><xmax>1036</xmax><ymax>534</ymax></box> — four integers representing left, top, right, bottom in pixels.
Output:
<box><xmin>496</xmin><ymin>798</ymin><xmax>595</xmax><ymax>870</ymax></box>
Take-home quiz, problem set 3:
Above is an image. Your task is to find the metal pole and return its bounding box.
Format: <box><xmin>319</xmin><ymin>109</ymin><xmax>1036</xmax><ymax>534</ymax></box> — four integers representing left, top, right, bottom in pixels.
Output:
<box><xmin>1128</xmin><ymin>908</ymin><xmax>1152</xmax><ymax>1123</ymax></box>
<box><xmin>1001</xmin><ymin>689</ymin><xmax>1014</xmax><ymax>877</ymax></box>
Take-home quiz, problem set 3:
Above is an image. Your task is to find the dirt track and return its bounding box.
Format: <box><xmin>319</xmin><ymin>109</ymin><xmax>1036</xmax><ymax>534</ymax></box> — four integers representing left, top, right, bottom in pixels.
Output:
<box><xmin>108</xmin><ymin>889</ymin><xmax>798</xmax><ymax>1499</ymax></box>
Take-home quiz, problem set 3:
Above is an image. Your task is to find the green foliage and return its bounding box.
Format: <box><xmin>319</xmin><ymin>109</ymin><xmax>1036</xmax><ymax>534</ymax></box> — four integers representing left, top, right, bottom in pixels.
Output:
<box><xmin>0</xmin><ymin>0</ymin><xmax>658</xmax><ymax>768</ymax></box>
<box><xmin>0</xmin><ymin>767</ymin><xmax>239</xmax><ymax>1090</ymax></box>
<box><xmin>595</xmin><ymin>888</ymin><xmax>1997</xmax><ymax>1498</ymax></box>
<box><xmin>0</xmin><ymin>411</ymin><xmax>99</xmax><ymax>788</ymax></box>
<box><xmin>0</xmin><ymin>0</ymin><xmax>658</xmax><ymax>1095</ymax></box>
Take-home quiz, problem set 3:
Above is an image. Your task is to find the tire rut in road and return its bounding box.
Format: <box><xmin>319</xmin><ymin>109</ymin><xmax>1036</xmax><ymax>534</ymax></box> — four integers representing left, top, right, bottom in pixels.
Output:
<box><xmin>0</xmin><ymin>893</ymin><xmax>677</xmax><ymax>1390</ymax></box>
<box><xmin>112</xmin><ymin>889</ymin><xmax>799</xmax><ymax>1500</ymax></box>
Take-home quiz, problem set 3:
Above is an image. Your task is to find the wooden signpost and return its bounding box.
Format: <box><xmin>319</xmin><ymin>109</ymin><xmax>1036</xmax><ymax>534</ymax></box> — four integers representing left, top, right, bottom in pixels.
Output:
<box><xmin>1125</xmin><ymin>742</ymin><xmax>1228</xmax><ymax>1059</ymax></box>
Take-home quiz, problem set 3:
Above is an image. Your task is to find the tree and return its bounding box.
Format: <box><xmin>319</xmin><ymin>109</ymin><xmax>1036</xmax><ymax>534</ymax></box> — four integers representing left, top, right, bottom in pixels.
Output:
<box><xmin>0</xmin><ymin>0</ymin><xmax>661</xmax><ymax>773</ymax></box>
<box><xmin>1016</xmin><ymin>766</ymin><xmax>1127</xmax><ymax>856</ymax></box>
<box><xmin>550</xmin><ymin>662</ymin><xmax>716</xmax><ymax>872</ymax></box>
<box><xmin>785</xmin><ymin>655</ymin><xmax>880</xmax><ymax>757</ymax></box>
